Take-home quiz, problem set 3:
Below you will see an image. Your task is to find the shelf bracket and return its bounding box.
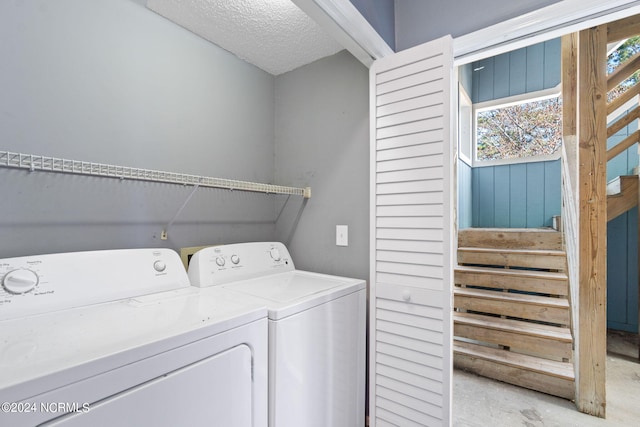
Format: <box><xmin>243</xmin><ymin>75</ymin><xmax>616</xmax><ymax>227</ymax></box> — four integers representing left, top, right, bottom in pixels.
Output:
<box><xmin>161</xmin><ymin>184</ymin><xmax>200</xmax><ymax>240</ymax></box>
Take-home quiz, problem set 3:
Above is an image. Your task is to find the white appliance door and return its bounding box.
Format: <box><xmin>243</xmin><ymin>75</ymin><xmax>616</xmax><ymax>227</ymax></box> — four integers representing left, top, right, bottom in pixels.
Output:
<box><xmin>44</xmin><ymin>345</ymin><xmax>253</xmax><ymax>427</ymax></box>
<box><xmin>370</xmin><ymin>35</ymin><xmax>455</xmax><ymax>426</ymax></box>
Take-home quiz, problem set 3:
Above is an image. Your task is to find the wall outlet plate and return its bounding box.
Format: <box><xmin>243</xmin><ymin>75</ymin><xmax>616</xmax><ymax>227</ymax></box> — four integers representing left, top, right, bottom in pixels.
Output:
<box><xmin>336</xmin><ymin>225</ymin><xmax>348</xmax><ymax>246</ymax></box>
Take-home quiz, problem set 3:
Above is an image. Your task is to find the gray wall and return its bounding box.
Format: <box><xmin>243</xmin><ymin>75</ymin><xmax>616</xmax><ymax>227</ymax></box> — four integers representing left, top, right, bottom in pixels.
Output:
<box><xmin>349</xmin><ymin>0</ymin><xmax>395</xmax><ymax>49</ymax></box>
<box><xmin>0</xmin><ymin>0</ymin><xmax>278</xmax><ymax>258</ymax></box>
<box><xmin>395</xmin><ymin>0</ymin><xmax>561</xmax><ymax>51</ymax></box>
<box><xmin>274</xmin><ymin>51</ymin><xmax>370</xmax><ymax>281</ymax></box>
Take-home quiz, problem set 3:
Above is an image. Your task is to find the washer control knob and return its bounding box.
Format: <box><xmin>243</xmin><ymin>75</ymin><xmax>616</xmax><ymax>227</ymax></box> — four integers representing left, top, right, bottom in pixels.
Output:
<box><xmin>231</xmin><ymin>255</ymin><xmax>240</xmax><ymax>265</ymax></box>
<box><xmin>215</xmin><ymin>257</ymin><xmax>226</xmax><ymax>267</ymax></box>
<box><xmin>3</xmin><ymin>269</ymin><xmax>39</xmax><ymax>294</ymax></box>
<box><xmin>153</xmin><ymin>260</ymin><xmax>166</xmax><ymax>272</ymax></box>
<box><xmin>269</xmin><ymin>248</ymin><xmax>281</xmax><ymax>262</ymax></box>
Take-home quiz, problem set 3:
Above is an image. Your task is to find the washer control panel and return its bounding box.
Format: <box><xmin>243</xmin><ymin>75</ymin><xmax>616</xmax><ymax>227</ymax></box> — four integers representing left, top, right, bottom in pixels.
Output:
<box><xmin>0</xmin><ymin>249</ymin><xmax>190</xmax><ymax>321</ymax></box>
<box><xmin>188</xmin><ymin>242</ymin><xmax>294</xmax><ymax>287</ymax></box>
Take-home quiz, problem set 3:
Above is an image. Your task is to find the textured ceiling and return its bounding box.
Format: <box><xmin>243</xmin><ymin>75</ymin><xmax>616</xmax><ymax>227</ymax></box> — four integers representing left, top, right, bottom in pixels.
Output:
<box><xmin>146</xmin><ymin>0</ymin><xmax>344</xmax><ymax>75</ymax></box>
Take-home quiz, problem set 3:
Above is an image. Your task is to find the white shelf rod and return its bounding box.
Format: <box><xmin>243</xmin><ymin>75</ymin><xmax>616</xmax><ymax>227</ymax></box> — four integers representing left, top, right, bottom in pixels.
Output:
<box><xmin>0</xmin><ymin>151</ymin><xmax>311</xmax><ymax>198</ymax></box>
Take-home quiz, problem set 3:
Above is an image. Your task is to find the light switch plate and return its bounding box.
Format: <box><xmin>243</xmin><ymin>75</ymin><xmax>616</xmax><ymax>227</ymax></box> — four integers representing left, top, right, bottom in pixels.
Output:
<box><xmin>336</xmin><ymin>225</ymin><xmax>348</xmax><ymax>246</ymax></box>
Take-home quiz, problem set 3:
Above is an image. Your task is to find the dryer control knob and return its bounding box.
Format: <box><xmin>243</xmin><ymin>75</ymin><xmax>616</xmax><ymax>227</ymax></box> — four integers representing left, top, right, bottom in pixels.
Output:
<box><xmin>269</xmin><ymin>248</ymin><xmax>281</xmax><ymax>261</ymax></box>
<box><xmin>3</xmin><ymin>269</ymin><xmax>39</xmax><ymax>294</ymax></box>
<box><xmin>231</xmin><ymin>255</ymin><xmax>240</xmax><ymax>265</ymax></box>
<box><xmin>153</xmin><ymin>260</ymin><xmax>166</xmax><ymax>272</ymax></box>
<box><xmin>215</xmin><ymin>257</ymin><xmax>226</xmax><ymax>267</ymax></box>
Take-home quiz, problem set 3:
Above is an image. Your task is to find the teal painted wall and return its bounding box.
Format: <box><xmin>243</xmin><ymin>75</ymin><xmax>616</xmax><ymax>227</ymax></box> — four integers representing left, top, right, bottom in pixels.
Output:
<box><xmin>459</xmin><ymin>160</ymin><xmax>472</xmax><ymax>229</ymax></box>
<box><xmin>468</xmin><ymin>39</ymin><xmax>562</xmax><ymax>229</ymax></box>
<box><xmin>471</xmin><ymin>160</ymin><xmax>561</xmax><ymax>228</ymax></box>
<box><xmin>607</xmin><ymin>110</ymin><xmax>638</xmax><ymax>333</ymax></box>
<box><xmin>471</xmin><ymin>39</ymin><xmax>560</xmax><ymax>103</ymax></box>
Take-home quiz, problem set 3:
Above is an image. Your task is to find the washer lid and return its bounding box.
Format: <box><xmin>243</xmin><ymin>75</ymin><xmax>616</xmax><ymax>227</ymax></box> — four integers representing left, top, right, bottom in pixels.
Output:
<box><xmin>221</xmin><ymin>270</ymin><xmax>366</xmax><ymax>320</ymax></box>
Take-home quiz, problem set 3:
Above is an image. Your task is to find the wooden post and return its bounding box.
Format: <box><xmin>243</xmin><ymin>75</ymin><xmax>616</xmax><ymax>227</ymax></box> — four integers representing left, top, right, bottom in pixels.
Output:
<box><xmin>561</xmin><ymin>30</ymin><xmax>581</xmax><ymax>400</ymax></box>
<box><xmin>562</xmin><ymin>32</ymin><xmax>579</xmax><ymax>213</ymax></box>
<box><xmin>576</xmin><ymin>25</ymin><xmax>607</xmax><ymax>418</ymax></box>
<box><xmin>562</xmin><ymin>33</ymin><xmax>578</xmax><ymax>139</ymax></box>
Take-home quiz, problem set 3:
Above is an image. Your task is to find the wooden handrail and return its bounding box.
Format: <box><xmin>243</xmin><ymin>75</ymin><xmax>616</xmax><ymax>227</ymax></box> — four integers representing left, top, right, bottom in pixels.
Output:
<box><xmin>608</xmin><ymin>51</ymin><xmax>640</xmax><ymax>92</ymax></box>
<box><xmin>607</xmin><ymin>80</ymin><xmax>640</xmax><ymax>115</ymax></box>
<box><xmin>607</xmin><ymin>129</ymin><xmax>640</xmax><ymax>161</ymax></box>
<box><xmin>607</xmin><ymin>105</ymin><xmax>639</xmax><ymax>138</ymax></box>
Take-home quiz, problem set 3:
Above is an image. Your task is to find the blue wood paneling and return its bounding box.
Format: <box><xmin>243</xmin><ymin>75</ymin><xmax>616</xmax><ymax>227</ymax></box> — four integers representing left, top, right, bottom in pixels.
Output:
<box><xmin>509</xmin><ymin>166</ymin><xmax>528</xmax><ymax>228</ymax></box>
<box><xmin>509</xmin><ymin>49</ymin><xmax>527</xmax><ymax>96</ymax></box>
<box><xmin>493</xmin><ymin>166</ymin><xmax>511</xmax><ymax>226</ymax></box>
<box><xmin>471</xmin><ymin>160</ymin><xmax>561</xmax><ymax>228</ymax></box>
<box><xmin>525</xmin><ymin>43</ymin><xmax>545</xmax><ymax>93</ymax></box>
<box><xmin>472</xmin><ymin>164</ymin><xmax>480</xmax><ymax>228</ymax></box>
<box><xmin>493</xmin><ymin>53</ymin><xmax>511</xmax><ymax>100</ymax></box>
<box><xmin>471</xmin><ymin>38</ymin><xmax>561</xmax><ymax>103</ymax></box>
<box><xmin>525</xmin><ymin>162</ymin><xmax>545</xmax><ymax>226</ymax></box>
<box><xmin>626</xmin><ymin>209</ymin><xmax>639</xmax><ymax>332</ymax></box>
<box><xmin>607</xmin><ymin>207</ymin><xmax>639</xmax><ymax>333</ymax></box>
<box><xmin>458</xmin><ymin>160</ymin><xmax>472</xmax><ymax>229</ymax></box>
<box><xmin>608</xmin><ymin>213</ymin><xmax>629</xmax><ymax>325</ymax></box>
<box><xmin>476</xmin><ymin>58</ymin><xmax>495</xmax><ymax>103</ymax></box>
<box><xmin>607</xmin><ymin>107</ymin><xmax>639</xmax><ymax>333</ymax></box>
<box><xmin>476</xmin><ymin>167</ymin><xmax>495</xmax><ymax>226</ymax></box>
<box><xmin>543</xmin><ymin>39</ymin><xmax>561</xmax><ymax>89</ymax></box>
<box><xmin>544</xmin><ymin>160</ymin><xmax>561</xmax><ymax>227</ymax></box>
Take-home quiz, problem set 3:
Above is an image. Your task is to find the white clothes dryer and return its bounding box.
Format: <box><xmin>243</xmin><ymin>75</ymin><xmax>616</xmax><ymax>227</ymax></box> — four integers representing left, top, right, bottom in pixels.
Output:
<box><xmin>0</xmin><ymin>249</ymin><xmax>267</xmax><ymax>427</ymax></box>
<box><xmin>188</xmin><ymin>242</ymin><xmax>366</xmax><ymax>427</ymax></box>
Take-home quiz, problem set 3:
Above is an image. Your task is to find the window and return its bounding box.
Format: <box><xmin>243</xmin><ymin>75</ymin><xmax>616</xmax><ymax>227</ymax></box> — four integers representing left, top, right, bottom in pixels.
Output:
<box><xmin>474</xmin><ymin>90</ymin><xmax>562</xmax><ymax>163</ymax></box>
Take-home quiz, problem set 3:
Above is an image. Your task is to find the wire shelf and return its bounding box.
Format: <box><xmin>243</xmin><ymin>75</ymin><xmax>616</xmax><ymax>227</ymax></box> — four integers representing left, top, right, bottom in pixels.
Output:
<box><xmin>0</xmin><ymin>151</ymin><xmax>311</xmax><ymax>198</ymax></box>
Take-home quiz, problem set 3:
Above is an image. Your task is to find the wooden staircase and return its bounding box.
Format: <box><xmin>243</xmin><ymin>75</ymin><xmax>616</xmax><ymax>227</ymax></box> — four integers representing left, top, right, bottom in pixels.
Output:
<box><xmin>453</xmin><ymin>228</ymin><xmax>575</xmax><ymax>400</ymax></box>
<box><xmin>607</xmin><ymin>174</ymin><xmax>639</xmax><ymax>221</ymax></box>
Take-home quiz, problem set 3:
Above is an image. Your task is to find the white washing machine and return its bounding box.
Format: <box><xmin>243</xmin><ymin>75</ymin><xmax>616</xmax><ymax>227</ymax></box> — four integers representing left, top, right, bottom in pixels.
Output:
<box><xmin>188</xmin><ymin>242</ymin><xmax>366</xmax><ymax>427</ymax></box>
<box><xmin>0</xmin><ymin>248</ymin><xmax>267</xmax><ymax>427</ymax></box>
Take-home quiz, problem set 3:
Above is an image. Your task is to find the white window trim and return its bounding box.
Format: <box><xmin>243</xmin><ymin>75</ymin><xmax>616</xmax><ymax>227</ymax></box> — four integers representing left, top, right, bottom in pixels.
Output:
<box><xmin>459</xmin><ymin>84</ymin><xmax>473</xmax><ymax>166</ymax></box>
<box><xmin>472</xmin><ymin>85</ymin><xmax>562</xmax><ymax>167</ymax></box>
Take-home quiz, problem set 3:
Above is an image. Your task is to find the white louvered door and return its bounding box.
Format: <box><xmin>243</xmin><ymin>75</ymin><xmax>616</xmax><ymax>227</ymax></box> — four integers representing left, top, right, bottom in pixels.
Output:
<box><xmin>369</xmin><ymin>36</ymin><xmax>454</xmax><ymax>427</ymax></box>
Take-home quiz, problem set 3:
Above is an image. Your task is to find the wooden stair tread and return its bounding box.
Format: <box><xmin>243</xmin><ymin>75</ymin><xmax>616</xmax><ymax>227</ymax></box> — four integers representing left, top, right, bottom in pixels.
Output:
<box><xmin>455</xmin><ymin>265</ymin><xmax>567</xmax><ymax>281</ymax></box>
<box><xmin>606</xmin><ymin>174</ymin><xmax>638</xmax><ymax>196</ymax></box>
<box><xmin>454</xmin><ymin>287</ymin><xmax>569</xmax><ymax>308</ymax></box>
<box><xmin>454</xmin><ymin>312</ymin><xmax>572</xmax><ymax>342</ymax></box>
<box><xmin>607</xmin><ymin>175</ymin><xmax>639</xmax><ymax>221</ymax></box>
<box><xmin>458</xmin><ymin>247</ymin><xmax>565</xmax><ymax>257</ymax></box>
<box><xmin>458</xmin><ymin>246</ymin><xmax>567</xmax><ymax>270</ymax></box>
<box><xmin>453</xmin><ymin>341</ymin><xmax>575</xmax><ymax>380</ymax></box>
<box><xmin>458</xmin><ymin>228</ymin><xmax>562</xmax><ymax>250</ymax></box>
<box><xmin>460</xmin><ymin>228</ymin><xmax>560</xmax><ymax>233</ymax></box>
<box><xmin>454</xmin><ymin>265</ymin><xmax>568</xmax><ymax>296</ymax></box>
